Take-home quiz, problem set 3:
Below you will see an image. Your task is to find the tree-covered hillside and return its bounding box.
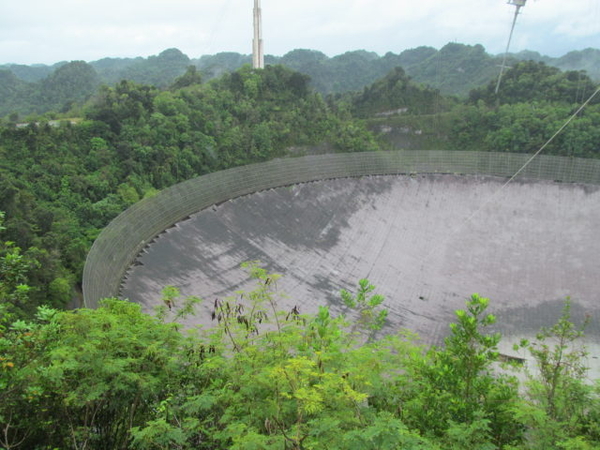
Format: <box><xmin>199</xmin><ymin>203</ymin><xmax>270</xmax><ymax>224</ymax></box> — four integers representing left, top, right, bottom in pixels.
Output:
<box><xmin>101</xmin><ymin>48</ymin><xmax>191</xmax><ymax>88</ymax></box>
<box><xmin>365</xmin><ymin>60</ymin><xmax>600</xmax><ymax>155</ymax></box>
<box><xmin>0</xmin><ymin>61</ymin><xmax>100</xmax><ymax>117</ymax></box>
<box><xmin>347</xmin><ymin>67</ymin><xmax>455</xmax><ymax>119</ymax></box>
<box><xmin>0</xmin><ymin>64</ymin><xmax>376</xmax><ymax>318</ymax></box>
<box><xmin>510</xmin><ymin>47</ymin><xmax>600</xmax><ymax>81</ymax></box>
<box><xmin>3</xmin><ymin>43</ymin><xmax>600</xmax><ymax>118</ymax></box>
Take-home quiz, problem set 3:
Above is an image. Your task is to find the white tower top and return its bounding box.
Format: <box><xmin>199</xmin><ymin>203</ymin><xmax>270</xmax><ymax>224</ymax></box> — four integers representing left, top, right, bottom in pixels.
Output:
<box><xmin>252</xmin><ymin>0</ymin><xmax>264</xmax><ymax>69</ymax></box>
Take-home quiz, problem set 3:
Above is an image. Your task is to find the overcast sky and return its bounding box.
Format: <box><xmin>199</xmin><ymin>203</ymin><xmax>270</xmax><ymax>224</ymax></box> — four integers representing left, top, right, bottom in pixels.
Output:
<box><xmin>1</xmin><ymin>0</ymin><xmax>599</xmax><ymax>65</ymax></box>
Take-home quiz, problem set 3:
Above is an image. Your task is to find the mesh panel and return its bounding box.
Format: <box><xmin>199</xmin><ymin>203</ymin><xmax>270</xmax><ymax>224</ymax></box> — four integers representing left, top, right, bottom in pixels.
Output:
<box><xmin>82</xmin><ymin>150</ymin><xmax>600</xmax><ymax>308</ymax></box>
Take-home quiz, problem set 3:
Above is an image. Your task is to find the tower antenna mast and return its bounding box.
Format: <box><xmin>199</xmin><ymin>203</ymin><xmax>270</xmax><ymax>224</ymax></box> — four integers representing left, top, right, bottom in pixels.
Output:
<box><xmin>252</xmin><ymin>0</ymin><xmax>264</xmax><ymax>69</ymax></box>
<box><xmin>495</xmin><ymin>0</ymin><xmax>527</xmax><ymax>94</ymax></box>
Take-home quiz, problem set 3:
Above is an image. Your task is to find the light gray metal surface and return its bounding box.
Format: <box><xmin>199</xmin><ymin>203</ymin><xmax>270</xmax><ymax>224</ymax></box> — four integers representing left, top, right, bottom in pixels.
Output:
<box><xmin>120</xmin><ymin>174</ymin><xmax>600</xmax><ymax>357</ymax></box>
<box><xmin>83</xmin><ymin>151</ymin><xmax>600</xmax><ymax>308</ymax></box>
<box><xmin>84</xmin><ymin>151</ymin><xmax>600</xmax><ymax>373</ymax></box>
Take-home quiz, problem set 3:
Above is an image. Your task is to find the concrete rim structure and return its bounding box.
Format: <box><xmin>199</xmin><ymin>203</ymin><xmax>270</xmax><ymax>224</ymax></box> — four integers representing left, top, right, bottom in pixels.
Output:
<box><xmin>82</xmin><ymin>150</ymin><xmax>600</xmax><ymax>309</ymax></box>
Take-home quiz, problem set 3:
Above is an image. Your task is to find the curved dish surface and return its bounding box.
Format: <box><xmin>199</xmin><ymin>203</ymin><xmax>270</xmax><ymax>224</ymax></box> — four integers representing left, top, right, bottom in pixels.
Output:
<box><xmin>83</xmin><ymin>151</ymin><xmax>600</xmax><ymax>370</ymax></box>
<box><xmin>120</xmin><ymin>173</ymin><xmax>600</xmax><ymax>359</ymax></box>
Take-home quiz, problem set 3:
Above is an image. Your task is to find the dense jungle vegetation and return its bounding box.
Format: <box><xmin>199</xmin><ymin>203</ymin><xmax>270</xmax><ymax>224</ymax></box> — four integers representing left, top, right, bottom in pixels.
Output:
<box><xmin>1</xmin><ymin>264</ymin><xmax>598</xmax><ymax>449</ymax></box>
<box><xmin>1</xmin><ymin>48</ymin><xmax>600</xmax><ymax>448</ymax></box>
<box><xmin>2</xmin><ymin>44</ymin><xmax>600</xmax><ymax>117</ymax></box>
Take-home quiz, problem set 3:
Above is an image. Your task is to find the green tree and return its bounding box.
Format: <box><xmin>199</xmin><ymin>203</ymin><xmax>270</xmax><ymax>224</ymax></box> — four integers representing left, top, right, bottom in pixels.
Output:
<box><xmin>350</xmin><ymin>67</ymin><xmax>443</xmax><ymax>118</ymax></box>
<box><xmin>171</xmin><ymin>66</ymin><xmax>203</xmax><ymax>90</ymax></box>
<box><xmin>340</xmin><ymin>278</ymin><xmax>388</xmax><ymax>340</ymax></box>
<box><xmin>398</xmin><ymin>294</ymin><xmax>522</xmax><ymax>447</ymax></box>
<box><xmin>469</xmin><ymin>61</ymin><xmax>599</xmax><ymax>107</ymax></box>
<box><xmin>131</xmin><ymin>266</ymin><xmax>433</xmax><ymax>450</ymax></box>
<box><xmin>0</xmin><ymin>211</ymin><xmax>41</xmax><ymax>318</ymax></box>
<box><xmin>0</xmin><ymin>299</ymin><xmax>184</xmax><ymax>449</ymax></box>
<box><xmin>515</xmin><ymin>301</ymin><xmax>600</xmax><ymax>449</ymax></box>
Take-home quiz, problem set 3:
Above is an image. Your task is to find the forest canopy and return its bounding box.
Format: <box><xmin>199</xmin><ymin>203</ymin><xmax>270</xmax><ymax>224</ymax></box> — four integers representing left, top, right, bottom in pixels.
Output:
<box><xmin>1</xmin><ymin>266</ymin><xmax>597</xmax><ymax>449</ymax></box>
<box><xmin>2</xmin><ymin>43</ymin><xmax>600</xmax><ymax>118</ymax></box>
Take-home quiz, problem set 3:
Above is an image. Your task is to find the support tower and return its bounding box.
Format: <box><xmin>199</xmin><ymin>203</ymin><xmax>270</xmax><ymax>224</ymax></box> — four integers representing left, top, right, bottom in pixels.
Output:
<box><xmin>252</xmin><ymin>0</ymin><xmax>264</xmax><ymax>69</ymax></box>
